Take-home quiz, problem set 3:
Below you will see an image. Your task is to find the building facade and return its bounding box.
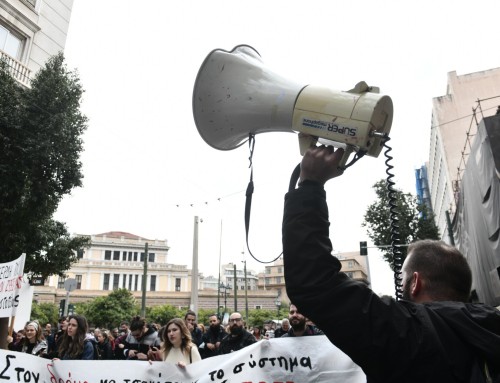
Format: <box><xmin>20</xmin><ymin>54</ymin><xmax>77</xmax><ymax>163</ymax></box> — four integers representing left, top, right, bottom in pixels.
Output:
<box><xmin>257</xmin><ymin>252</ymin><xmax>370</xmax><ymax>304</ymax></box>
<box><xmin>0</xmin><ymin>0</ymin><xmax>73</xmax><ymax>87</ymax></box>
<box><xmin>428</xmin><ymin>68</ymin><xmax>500</xmax><ymax>242</ymax></box>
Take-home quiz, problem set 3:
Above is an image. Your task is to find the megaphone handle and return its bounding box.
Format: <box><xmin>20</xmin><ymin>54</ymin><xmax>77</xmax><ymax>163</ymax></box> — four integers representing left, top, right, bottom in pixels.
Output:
<box><xmin>338</xmin><ymin>145</ymin><xmax>354</xmax><ymax>170</ymax></box>
<box><xmin>298</xmin><ymin>134</ymin><xmax>354</xmax><ymax>170</ymax></box>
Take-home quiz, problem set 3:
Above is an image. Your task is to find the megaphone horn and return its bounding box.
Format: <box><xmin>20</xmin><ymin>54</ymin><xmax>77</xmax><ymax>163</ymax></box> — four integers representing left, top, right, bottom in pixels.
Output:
<box><xmin>192</xmin><ymin>45</ymin><xmax>393</xmax><ymax>168</ymax></box>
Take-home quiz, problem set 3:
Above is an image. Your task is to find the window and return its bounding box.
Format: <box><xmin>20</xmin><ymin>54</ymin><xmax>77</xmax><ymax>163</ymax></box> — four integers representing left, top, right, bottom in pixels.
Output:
<box><xmin>122</xmin><ymin>251</ymin><xmax>127</xmax><ymax>261</ymax></box>
<box><xmin>276</xmin><ymin>276</ymin><xmax>282</xmax><ymax>284</ymax></box>
<box><xmin>113</xmin><ymin>274</ymin><xmax>120</xmax><ymax>290</ymax></box>
<box><xmin>133</xmin><ymin>252</ymin><xmax>138</xmax><ymax>262</ymax></box>
<box><xmin>255</xmin><ymin>305</ymin><xmax>262</xmax><ymax>309</ymax></box>
<box><xmin>150</xmin><ymin>275</ymin><xmax>156</xmax><ymax>291</ymax></box>
<box><xmin>346</xmin><ymin>272</ymin><xmax>354</xmax><ymax>278</ymax></box>
<box><xmin>104</xmin><ymin>250</ymin><xmax>111</xmax><ymax>260</ymax></box>
<box><xmin>265</xmin><ymin>277</ymin><xmax>270</xmax><ymax>285</ymax></box>
<box><xmin>277</xmin><ymin>266</ymin><xmax>283</xmax><ymax>273</ymax></box>
<box><xmin>128</xmin><ymin>274</ymin><xmax>133</xmax><ymax>290</ymax></box>
<box><xmin>77</xmin><ymin>249</ymin><xmax>84</xmax><ymax>259</ymax></box>
<box><xmin>103</xmin><ymin>274</ymin><xmax>110</xmax><ymax>290</ymax></box>
<box><xmin>265</xmin><ymin>267</ymin><xmax>271</xmax><ymax>274</ymax></box>
<box><xmin>122</xmin><ymin>275</ymin><xmax>127</xmax><ymax>289</ymax></box>
<box><xmin>0</xmin><ymin>24</ymin><xmax>22</xmax><ymax>60</ymax></box>
<box><xmin>57</xmin><ymin>277</ymin><xmax>65</xmax><ymax>289</ymax></box>
<box><xmin>175</xmin><ymin>278</ymin><xmax>181</xmax><ymax>292</ymax></box>
<box><xmin>128</xmin><ymin>252</ymin><xmax>132</xmax><ymax>261</ymax></box>
<box><xmin>113</xmin><ymin>251</ymin><xmax>120</xmax><ymax>261</ymax></box>
<box><xmin>75</xmin><ymin>275</ymin><xmax>82</xmax><ymax>289</ymax></box>
<box><xmin>149</xmin><ymin>253</ymin><xmax>155</xmax><ymax>262</ymax></box>
<box><xmin>348</xmin><ymin>261</ymin><xmax>354</xmax><ymax>268</ymax></box>
<box><xmin>134</xmin><ymin>275</ymin><xmax>139</xmax><ymax>291</ymax></box>
<box><xmin>140</xmin><ymin>252</ymin><xmax>145</xmax><ymax>262</ymax></box>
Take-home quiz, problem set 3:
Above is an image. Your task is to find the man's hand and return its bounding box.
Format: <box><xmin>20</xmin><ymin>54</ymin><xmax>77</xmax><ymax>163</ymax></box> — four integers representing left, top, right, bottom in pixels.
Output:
<box><xmin>300</xmin><ymin>145</ymin><xmax>345</xmax><ymax>185</ymax></box>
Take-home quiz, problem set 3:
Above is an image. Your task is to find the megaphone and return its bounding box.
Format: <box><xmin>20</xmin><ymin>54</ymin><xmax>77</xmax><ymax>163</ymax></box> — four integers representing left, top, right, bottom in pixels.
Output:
<box><xmin>193</xmin><ymin>45</ymin><xmax>393</xmax><ymax>168</ymax></box>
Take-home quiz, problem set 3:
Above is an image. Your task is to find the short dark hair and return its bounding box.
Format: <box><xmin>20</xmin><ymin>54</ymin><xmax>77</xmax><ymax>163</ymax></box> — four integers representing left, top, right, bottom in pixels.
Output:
<box><xmin>406</xmin><ymin>240</ymin><xmax>472</xmax><ymax>302</ymax></box>
<box><xmin>184</xmin><ymin>310</ymin><xmax>196</xmax><ymax>319</ymax></box>
<box><xmin>130</xmin><ymin>316</ymin><xmax>146</xmax><ymax>332</ymax></box>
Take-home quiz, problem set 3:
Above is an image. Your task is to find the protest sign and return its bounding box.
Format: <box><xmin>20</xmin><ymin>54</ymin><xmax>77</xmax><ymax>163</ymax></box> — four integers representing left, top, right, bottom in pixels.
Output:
<box><xmin>0</xmin><ymin>254</ymin><xmax>25</xmax><ymax>318</ymax></box>
<box><xmin>0</xmin><ymin>336</ymin><xmax>365</xmax><ymax>382</ymax></box>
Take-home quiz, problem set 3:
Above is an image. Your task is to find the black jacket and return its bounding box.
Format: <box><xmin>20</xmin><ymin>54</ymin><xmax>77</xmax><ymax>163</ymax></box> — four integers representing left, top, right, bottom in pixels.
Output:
<box><xmin>218</xmin><ymin>330</ymin><xmax>256</xmax><ymax>355</ymax></box>
<box><xmin>201</xmin><ymin>325</ymin><xmax>226</xmax><ymax>358</ymax></box>
<box><xmin>283</xmin><ymin>183</ymin><xmax>500</xmax><ymax>382</ymax></box>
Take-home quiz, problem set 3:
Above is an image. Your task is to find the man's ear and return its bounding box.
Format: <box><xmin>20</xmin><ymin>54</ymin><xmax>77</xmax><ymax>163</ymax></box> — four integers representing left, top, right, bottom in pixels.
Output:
<box><xmin>410</xmin><ymin>272</ymin><xmax>423</xmax><ymax>300</ymax></box>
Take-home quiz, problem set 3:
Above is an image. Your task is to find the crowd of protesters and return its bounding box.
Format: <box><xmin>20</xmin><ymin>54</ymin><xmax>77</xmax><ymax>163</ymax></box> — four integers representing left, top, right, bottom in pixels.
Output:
<box><xmin>5</xmin><ymin>304</ymin><xmax>323</xmax><ymax>364</ymax></box>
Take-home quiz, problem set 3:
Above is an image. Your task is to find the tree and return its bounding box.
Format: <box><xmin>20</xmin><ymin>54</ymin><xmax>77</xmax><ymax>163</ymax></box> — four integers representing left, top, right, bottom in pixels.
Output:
<box><xmin>362</xmin><ymin>180</ymin><xmax>440</xmax><ymax>269</ymax></box>
<box><xmin>30</xmin><ymin>302</ymin><xmax>59</xmax><ymax>326</ymax></box>
<box><xmin>248</xmin><ymin>309</ymin><xmax>276</xmax><ymax>328</ymax></box>
<box><xmin>77</xmin><ymin>289</ymin><xmax>139</xmax><ymax>328</ymax></box>
<box><xmin>0</xmin><ymin>53</ymin><xmax>89</xmax><ymax>278</ymax></box>
<box><xmin>146</xmin><ymin>304</ymin><xmax>184</xmax><ymax>326</ymax></box>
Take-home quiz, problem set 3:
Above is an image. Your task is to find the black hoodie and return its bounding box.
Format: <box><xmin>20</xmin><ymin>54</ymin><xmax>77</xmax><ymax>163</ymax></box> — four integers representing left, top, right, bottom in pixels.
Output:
<box><xmin>283</xmin><ymin>183</ymin><xmax>500</xmax><ymax>382</ymax></box>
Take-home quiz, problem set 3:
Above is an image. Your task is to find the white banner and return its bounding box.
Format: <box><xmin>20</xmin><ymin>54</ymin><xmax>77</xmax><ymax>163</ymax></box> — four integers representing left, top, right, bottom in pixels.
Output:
<box><xmin>0</xmin><ymin>254</ymin><xmax>25</xmax><ymax>318</ymax></box>
<box><xmin>0</xmin><ymin>336</ymin><xmax>365</xmax><ymax>382</ymax></box>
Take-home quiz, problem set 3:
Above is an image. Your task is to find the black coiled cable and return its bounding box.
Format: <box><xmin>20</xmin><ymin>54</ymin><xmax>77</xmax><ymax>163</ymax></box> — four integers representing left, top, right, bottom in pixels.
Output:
<box><xmin>383</xmin><ymin>137</ymin><xmax>404</xmax><ymax>300</ymax></box>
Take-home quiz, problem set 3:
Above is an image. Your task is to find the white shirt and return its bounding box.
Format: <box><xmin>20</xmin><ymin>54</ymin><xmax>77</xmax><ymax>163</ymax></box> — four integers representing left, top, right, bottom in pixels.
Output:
<box><xmin>164</xmin><ymin>346</ymin><xmax>201</xmax><ymax>365</ymax></box>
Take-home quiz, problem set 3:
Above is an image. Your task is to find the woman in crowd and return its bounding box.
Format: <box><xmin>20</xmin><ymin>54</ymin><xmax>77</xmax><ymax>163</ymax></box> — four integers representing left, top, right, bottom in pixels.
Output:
<box><xmin>95</xmin><ymin>329</ymin><xmax>114</xmax><ymax>360</ymax></box>
<box><xmin>149</xmin><ymin>318</ymin><xmax>201</xmax><ymax>367</ymax></box>
<box><xmin>7</xmin><ymin>329</ymin><xmax>25</xmax><ymax>351</ymax></box>
<box><xmin>21</xmin><ymin>321</ymin><xmax>47</xmax><ymax>356</ymax></box>
<box><xmin>56</xmin><ymin>315</ymin><xmax>94</xmax><ymax>360</ymax></box>
<box><xmin>252</xmin><ymin>326</ymin><xmax>263</xmax><ymax>340</ymax></box>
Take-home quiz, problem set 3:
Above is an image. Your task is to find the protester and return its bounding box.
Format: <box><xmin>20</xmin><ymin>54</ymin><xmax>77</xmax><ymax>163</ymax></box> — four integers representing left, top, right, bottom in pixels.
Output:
<box><xmin>281</xmin><ymin>304</ymin><xmax>324</xmax><ymax>337</ymax></box>
<box><xmin>283</xmin><ymin>144</ymin><xmax>500</xmax><ymax>382</ymax></box>
<box><xmin>252</xmin><ymin>326</ymin><xmax>264</xmax><ymax>340</ymax></box>
<box><xmin>148</xmin><ymin>318</ymin><xmax>201</xmax><ymax>367</ymax></box>
<box><xmin>184</xmin><ymin>310</ymin><xmax>203</xmax><ymax>347</ymax></box>
<box><xmin>19</xmin><ymin>321</ymin><xmax>47</xmax><ymax>356</ymax></box>
<box><xmin>95</xmin><ymin>329</ymin><xmax>114</xmax><ymax>360</ymax></box>
<box><xmin>56</xmin><ymin>315</ymin><xmax>94</xmax><ymax>360</ymax></box>
<box><xmin>218</xmin><ymin>312</ymin><xmax>256</xmax><ymax>355</ymax></box>
<box><xmin>7</xmin><ymin>329</ymin><xmax>25</xmax><ymax>351</ymax></box>
<box><xmin>274</xmin><ymin>319</ymin><xmax>290</xmax><ymax>338</ymax></box>
<box><xmin>200</xmin><ymin>314</ymin><xmax>225</xmax><ymax>359</ymax></box>
<box><xmin>121</xmin><ymin>316</ymin><xmax>160</xmax><ymax>360</ymax></box>
<box><xmin>114</xmin><ymin>321</ymin><xmax>130</xmax><ymax>359</ymax></box>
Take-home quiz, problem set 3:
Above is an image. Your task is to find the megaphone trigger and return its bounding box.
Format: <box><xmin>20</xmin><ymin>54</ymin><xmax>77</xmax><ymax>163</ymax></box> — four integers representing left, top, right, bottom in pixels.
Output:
<box><xmin>298</xmin><ymin>133</ymin><xmax>318</xmax><ymax>155</ymax></box>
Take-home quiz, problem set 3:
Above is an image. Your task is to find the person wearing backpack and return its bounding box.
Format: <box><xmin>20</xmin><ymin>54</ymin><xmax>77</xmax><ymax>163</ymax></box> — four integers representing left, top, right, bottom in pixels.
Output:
<box><xmin>54</xmin><ymin>315</ymin><xmax>94</xmax><ymax>360</ymax></box>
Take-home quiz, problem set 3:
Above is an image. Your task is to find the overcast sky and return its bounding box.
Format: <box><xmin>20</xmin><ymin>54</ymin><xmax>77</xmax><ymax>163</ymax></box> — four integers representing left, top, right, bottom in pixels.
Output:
<box><xmin>55</xmin><ymin>0</ymin><xmax>500</xmax><ymax>296</ymax></box>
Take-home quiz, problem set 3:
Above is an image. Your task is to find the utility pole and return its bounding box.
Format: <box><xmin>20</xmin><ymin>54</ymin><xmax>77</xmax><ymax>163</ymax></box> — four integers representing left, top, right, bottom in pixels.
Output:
<box><xmin>233</xmin><ymin>264</ymin><xmax>237</xmax><ymax>312</ymax></box>
<box><xmin>141</xmin><ymin>242</ymin><xmax>148</xmax><ymax>317</ymax></box>
<box><xmin>190</xmin><ymin>216</ymin><xmax>201</xmax><ymax>316</ymax></box>
<box><xmin>217</xmin><ymin>220</ymin><xmax>222</xmax><ymax>319</ymax></box>
<box><xmin>242</xmin><ymin>259</ymin><xmax>249</xmax><ymax>325</ymax></box>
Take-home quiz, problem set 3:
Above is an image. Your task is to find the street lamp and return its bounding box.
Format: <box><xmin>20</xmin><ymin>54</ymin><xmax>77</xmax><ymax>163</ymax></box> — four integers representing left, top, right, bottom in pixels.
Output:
<box><xmin>219</xmin><ymin>282</ymin><xmax>231</xmax><ymax>314</ymax></box>
<box><xmin>275</xmin><ymin>296</ymin><xmax>282</xmax><ymax>317</ymax></box>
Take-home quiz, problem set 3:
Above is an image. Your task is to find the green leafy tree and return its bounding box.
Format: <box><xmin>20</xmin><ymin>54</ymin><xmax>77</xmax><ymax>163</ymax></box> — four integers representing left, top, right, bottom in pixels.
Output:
<box><xmin>77</xmin><ymin>289</ymin><xmax>139</xmax><ymax>329</ymax></box>
<box><xmin>248</xmin><ymin>309</ymin><xmax>276</xmax><ymax>328</ymax></box>
<box><xmin>0</xmin><ymin>54</ymin><xmax>89</xmax><ymax>278</ymax></box>
<box><xmin>362</xmin><ymin>180</ymin><xmax>440</xmax><ymax>269</ymax></box>
<box><xmin>146</xmin><ymin>305</ymin><xmax>184</xmax><ymax>326</ymax></box>
<box><xmin>30</xmin><ymin>302</ymin><xmax>59</xmax><ymax>326</ymax></box>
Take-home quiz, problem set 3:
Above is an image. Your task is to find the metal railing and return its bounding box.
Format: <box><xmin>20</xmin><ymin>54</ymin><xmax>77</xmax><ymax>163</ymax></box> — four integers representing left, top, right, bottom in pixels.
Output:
<box><xmin>0</xmin><ymin>50</ymin><xmax>31</xmax><ymax>87</ymax></box>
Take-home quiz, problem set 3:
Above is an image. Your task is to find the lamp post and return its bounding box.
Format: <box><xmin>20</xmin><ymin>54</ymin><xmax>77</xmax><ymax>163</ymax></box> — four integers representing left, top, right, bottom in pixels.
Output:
<box><xmin>275</xmin><ymin>296</ymin><xmax>282</xmax><ymax>317</ymax></box>
<box><xmin>219</xmin><ymin>282</ymin><xmax>231</xmax><ymax>314</ymax></box>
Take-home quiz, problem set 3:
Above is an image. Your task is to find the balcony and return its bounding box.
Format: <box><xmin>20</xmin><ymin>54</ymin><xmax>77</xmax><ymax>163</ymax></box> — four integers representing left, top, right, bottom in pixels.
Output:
<box><xmin>1</xmin><ymin>50</ymin><xmax>31</xmax><ymax>88</ymax></box>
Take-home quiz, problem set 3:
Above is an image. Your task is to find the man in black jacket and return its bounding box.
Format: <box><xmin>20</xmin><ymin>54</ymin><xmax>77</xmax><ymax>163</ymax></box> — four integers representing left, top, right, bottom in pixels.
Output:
<box><xmin>219</xmin><ymin>312</ymin><xmax>256</xmax><ymax>355</ymax></box>
<box><xmin>283</xmin><ymin>144</ymin><xmax>500</xmax><ymax>382</ymax></box>
<box><xmin>201</xmin><ymin>313</ymin><xmax>226</xmax><ymax>358</ymax></box>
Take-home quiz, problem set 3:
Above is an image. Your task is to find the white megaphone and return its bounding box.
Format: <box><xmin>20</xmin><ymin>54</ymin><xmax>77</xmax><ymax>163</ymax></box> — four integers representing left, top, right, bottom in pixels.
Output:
<box><xmin>192</xmin><ymin>45</ymin><xmax>393</xmax><ymax>169</ymax></box>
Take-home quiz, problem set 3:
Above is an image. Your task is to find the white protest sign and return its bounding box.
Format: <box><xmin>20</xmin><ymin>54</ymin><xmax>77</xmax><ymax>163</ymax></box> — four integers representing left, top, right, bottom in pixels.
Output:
<box><xmin>0</xmin><ymin>336</ymin><xmax>365</xmax><ymax>383</ymax></box>
<box><xmin>0</xmin><ymin>254</ymin><xmax>25</xmax><ymax>318</ymax></box>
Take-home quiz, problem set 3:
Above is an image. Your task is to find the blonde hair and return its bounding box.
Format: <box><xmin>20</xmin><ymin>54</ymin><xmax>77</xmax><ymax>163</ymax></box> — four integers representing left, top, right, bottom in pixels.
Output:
<box><xmin>160</xmin><ymin>318</ymin><xmax>194</xmax><ymax>360</ymax></box>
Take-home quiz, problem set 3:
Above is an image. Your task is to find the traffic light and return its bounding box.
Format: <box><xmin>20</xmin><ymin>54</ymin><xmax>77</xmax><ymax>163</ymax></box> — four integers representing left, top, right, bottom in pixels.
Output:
<box><xmin>58</xmin><ymin>299</ymin><xmax>66</xmax><ymax>317</ymax></box>
<box><xmin>68</xmin><ymin>304</ymin><xmax>75</xmax><ymax>315</ymax></box>
<box><xmin>360</xmin><ymin>241</ymin><xmax>368</xmax><ymax>256</ymax></box>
